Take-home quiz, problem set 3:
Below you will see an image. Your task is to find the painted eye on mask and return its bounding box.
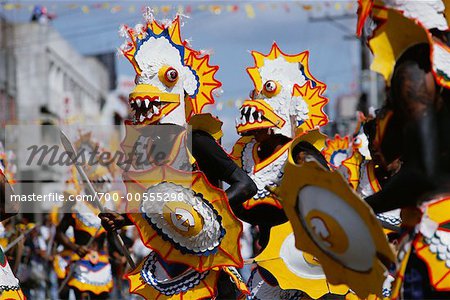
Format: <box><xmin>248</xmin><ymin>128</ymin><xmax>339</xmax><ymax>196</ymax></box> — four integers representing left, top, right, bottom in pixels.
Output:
<box><xmin>159</xmin><ymin>66</ymin><xmax>179</xmax><ymax>87</ymax></box>
<box><xmin>262</xmin><ymin>80</ymin><xmax>280</xmax><ymax>98</ymax></box>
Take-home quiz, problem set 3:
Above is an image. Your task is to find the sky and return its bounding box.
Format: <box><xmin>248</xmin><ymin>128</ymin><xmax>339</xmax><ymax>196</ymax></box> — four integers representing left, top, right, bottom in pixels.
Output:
<box><xmin>2</xmin><ymin>1</ymin><xmax>360</xmax><ymax>149</ymax></box>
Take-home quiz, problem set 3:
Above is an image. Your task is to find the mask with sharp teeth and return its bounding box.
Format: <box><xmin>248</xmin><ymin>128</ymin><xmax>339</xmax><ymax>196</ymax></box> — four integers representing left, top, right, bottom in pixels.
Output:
<box><xmin>120</xmin><ymin>12</ymin><xmax>221</xmax><ymax>127</ymax></box>
<box><xmin>236</xmin><ymin>43</ymin><xmax>329</xmax><ymax>139</ymax></box>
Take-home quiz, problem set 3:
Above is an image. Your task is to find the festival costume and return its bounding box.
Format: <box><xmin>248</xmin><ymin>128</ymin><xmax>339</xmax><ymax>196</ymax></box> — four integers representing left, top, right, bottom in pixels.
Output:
<box><xmin>119</xmin><ymin>11</ymin><xmax>248</xmax><ymax>299</ymax></box>
<box><xmin>355</xmin><ymin>1</ymin><xmax>450</xmax><ymax>298</ymax></box>
<box><xmin>0</xmin><ymin>235</ymin><xmax>25</xmax><ymax>300</ymax></box>
<box><xmin>231</xmin><ymin>43</ymin><xmax>329</xmax><ymax>209</ymax></box>
<box><xmin>54</xmin><ymin>134</ymin><xmax>115</xmax><ymax>296</ymax></box>
<box><xmin>250</xmin><ymin>222</ymin><xmax>348</xmax><ymax>299</ymax></box>
<box><xmin>65</xmin><ymin>199</ymin><xmax>114</xmax><ymax>295</ymax></box>
<box><xmin>272</xmin><ymin>150</ymin><xmax>395</xmax><ymax>297</ymax></box>
<box><xmin>385</xmin><ymin>196</ymin><xmax>450</xmax><ymax>299</ymax></box>
<box><xmin>0</xmin><ymin>169</ymin><xmax>24</xmax><ymax>300</ymax></box>
<box><xmin>325</xmin><ymin>125</ymin><xmax>402</xmax><ymax>232</ymax></box>
<box><xmin>230</xmin><ymin>44</ymin><xmax>349</xmax><ymax>299</ymax></box>
<box><xmin>62</xmin><ymin>185</ymin><xmax>114</xmax><ymax>295</ymax></box>
<box><xmin>357</xmin><ymin>0</ymin><xmax>450</xmax><ymax>88</ymax></box>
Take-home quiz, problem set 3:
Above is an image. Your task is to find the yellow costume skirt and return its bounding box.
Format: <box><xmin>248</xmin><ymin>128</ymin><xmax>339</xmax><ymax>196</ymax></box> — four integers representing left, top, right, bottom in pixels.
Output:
<box><xmin>67</xmin><ymin>251</ymin><xmax>113</xmax><ymax>295</ymax></box>
<box><xmin>53</xmin><ymin>249</ymin><xmax>72</xmax><ymax>280</ymax></box>
<box><xmin>126</xmin><ymin>252</ymin><xmax>249</xmax><ymax>299</ymax></box>
<box><xmin>0</xmin><ymin>289</ymin><xmax>26</xmax><ymax>300</ymax></box>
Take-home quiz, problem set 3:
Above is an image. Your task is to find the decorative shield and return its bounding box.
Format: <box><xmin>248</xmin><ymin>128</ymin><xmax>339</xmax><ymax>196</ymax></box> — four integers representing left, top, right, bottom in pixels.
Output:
<box><xmin>274</xmin><ymin>160</ymin><xmax>395</xmax><ymax>298</ymax></box>
<box><xmin>255</xmin><ymin>222</ymin><xmax>348</xmax><ymax>299</ymax></box>
<box><xmin>124</xmin><ymin>166</ymin><xmax>243</xmax><ymax>272</ymax></box>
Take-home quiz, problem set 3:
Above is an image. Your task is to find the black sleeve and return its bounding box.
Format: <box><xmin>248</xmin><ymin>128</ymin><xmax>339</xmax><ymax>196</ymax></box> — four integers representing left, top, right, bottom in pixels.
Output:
<box><xmin>365</xmin><ymin>165</ymin><xmax>435</xmax><ymax>213</ymax></box>
<box><xmin>190</xmin><ymin>130</ymin><xmax>257</xmax><ymax>210</ymax></box>
<box><xmin>191</xmin><ymin>130</ymin><xmax>238</xmax><ymax>183</ymax></box>
<box><xmin>232</xmin><ymin>204</ymin><xmax>288</xmax><ymax>227</ymax></box>
<box><xmin>366</xmin><ymin>52</ymin><xmax>442</xmax><ymax>213</ymax></box>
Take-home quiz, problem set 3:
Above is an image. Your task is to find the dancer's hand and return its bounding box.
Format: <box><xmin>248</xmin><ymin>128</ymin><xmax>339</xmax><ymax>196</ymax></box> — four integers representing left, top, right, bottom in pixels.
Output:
<box><xmin>75</xmin><ymin>245</ymin><xmax>89</xmax><ymax>258</ymax></box>
<box><xmin>99</xmin><ymin>208</ymin><xmax>125</xmax><ymax>232</ymax></box>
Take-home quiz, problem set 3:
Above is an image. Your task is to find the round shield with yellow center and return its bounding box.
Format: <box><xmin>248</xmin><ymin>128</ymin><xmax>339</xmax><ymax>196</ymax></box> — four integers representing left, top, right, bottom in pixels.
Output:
<box><xmin>255</xmin><ymin>222</ymin><xmax>349</xmax><ymax>299</ymax></box>
<box><xmin>274</xmin><ymin>160</ymin><xmax>395</xmax><ymax>298</ymax></box>
<box><xmin>124</xmin><ymin>166</ymin><xmax>243</xmax><ymax>272</ymax></box>
<box><xmin>162</xmin><ymin>201</ymin><xmax>204</xmax><ymax>237</ymax></box>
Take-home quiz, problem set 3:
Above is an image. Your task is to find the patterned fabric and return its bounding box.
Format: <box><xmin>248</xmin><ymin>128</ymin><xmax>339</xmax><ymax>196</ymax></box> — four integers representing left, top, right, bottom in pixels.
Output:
<box><xmin>0</xmin><ymin>248</ymin><xmax>22</xmax><ymax>298</ymax></box>
<box><xmin>67</xmin><ymin>251</ymin><xmax>113</xmax><ymax>295</ymax></box>
<box><xmin>247</xmin><ymin>267</ymin><xmax>303</xmax><ymax>300</ymax></box>
<box><xmin>377</xmin><ymin>210</ymin><xmax>402</xmax><ymax>227</ymax></box>
<box><xmin>140</xmin><ymin>182</ymin><xmax>226</xmax><ymax>256</ymax></box>
<box><xmin>53</xmin><ymin>250</ymin><xmax>72</xmax><ymax>280</ymax></box>
<box><xmin>140</xmin><ymin>252</ymin><xmax>209</xmax><ymax>296</ymax></box>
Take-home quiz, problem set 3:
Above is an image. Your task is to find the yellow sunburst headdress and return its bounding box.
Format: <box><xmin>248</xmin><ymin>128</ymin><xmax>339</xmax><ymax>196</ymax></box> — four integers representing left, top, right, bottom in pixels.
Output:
<box><xmin>322</xmin><ymin>134</ymin><xmax>350</xmax><ymax>168</ymax></box>
<box><xmin>236</xmin><ymin>42</ymin><xmax>329</xmax><ymax>138</ymax></box>
<box><xmin>120</xmin><ymin>9</ymin><xmax>222</xmax><ymax>126</ymax></box>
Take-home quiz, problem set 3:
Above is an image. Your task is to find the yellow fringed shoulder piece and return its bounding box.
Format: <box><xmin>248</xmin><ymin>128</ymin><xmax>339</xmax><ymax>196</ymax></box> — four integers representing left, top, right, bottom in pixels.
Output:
<box><xmin>413</xmin><ymin>196</ymin><xmax>450</xmax><ymax>291</ymax></box>
<box><xmin>188</xmin><ymin>113</ymin><xmax>223</xmax><ymax>141</ymax></box>
<box><xmin>368</xmin><ymin>7</ymin><xmax>429</xmax><ymax>84</ymax></box>
<box><xmin>229</xmin><ymin>136</ymin><xmax>254</xmax><ymax>168</ymax></box>
<box><xmin>291</xmin><ymin>128</ymin><xmax>328</xmax><ymax>152</ymax></box>
<box><xmin>341</xmin><ymin>151</ymin><xmax>364</xmax><ymax>191</ymax></box>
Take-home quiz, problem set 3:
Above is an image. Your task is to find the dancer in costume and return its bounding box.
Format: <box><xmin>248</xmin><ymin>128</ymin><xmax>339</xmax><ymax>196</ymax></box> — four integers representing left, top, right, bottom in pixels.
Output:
<box><xmin>230</xmin><ymin>43</ymin><xmax>329</xmax><ymax>248</ymax></box>
<box><xmin>230</xmin><ymin>44</ymin><xmax>348</xmax><ymax>299</ymax></box>
<box><xmin>355</xmin><ymin>1</ymin><xmax>450</xmax><ymax>298</ymax></box>
<box><xmin>357</xmin><ymin>0</ymin><xmax>450</xmax><ymax>212</ymax></box>
<box><xmin>0</xmin><ymin>169</ymin><xmax>25</xmax><ymax>299</ymax></box>
<box><xmin>99</xmin><ymin>10</ymin><xmax>256</xmax><ymax>300</ymax></box>
<box><xmin>55</xmin><ymin>134</ymin><xmax>115</xmax><ymax>299</ymax></box>
<box><xmin>323</xmin><ymin>119</ymin><xmax>402</xmax><ymax>231</ymax></box>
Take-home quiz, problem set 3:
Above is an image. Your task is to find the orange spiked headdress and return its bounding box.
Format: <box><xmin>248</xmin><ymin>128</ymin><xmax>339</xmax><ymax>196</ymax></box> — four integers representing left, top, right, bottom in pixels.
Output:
<box><xmin>236</xmin><ymin>43</ymin><xmax>328</xmax><ymax>138</ymax></box>
<box><xmin>120</xmin><ymin>11</ymin><xmax>222</xmax><ymax>126</ymax></box>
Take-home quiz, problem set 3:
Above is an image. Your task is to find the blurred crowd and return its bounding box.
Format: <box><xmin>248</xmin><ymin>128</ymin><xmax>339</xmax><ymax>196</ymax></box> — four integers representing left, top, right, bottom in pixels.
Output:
<box><xmin>0</xmin><ymin>213</ymin><xmax>258</xmax><ymax>300</ymax></box>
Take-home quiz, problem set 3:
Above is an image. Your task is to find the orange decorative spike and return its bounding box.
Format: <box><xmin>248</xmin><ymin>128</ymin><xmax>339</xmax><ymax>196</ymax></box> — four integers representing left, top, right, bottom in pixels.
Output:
<box><xmin>322</xmin><ymin>135</ymin><xmax>351</xmax><ymax>168</ymax></box>
<box><xmin>292</xmin><ymin>82</ymin><xmax>329</xmax><ymax>134</ymax></box>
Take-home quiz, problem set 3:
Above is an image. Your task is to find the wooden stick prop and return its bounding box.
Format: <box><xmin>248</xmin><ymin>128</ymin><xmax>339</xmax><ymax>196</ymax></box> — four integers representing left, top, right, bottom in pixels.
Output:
<box><xmin>59</xmin><ymin>130</ymin><xmax>135</xmax><ymax>269</ymax></box>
